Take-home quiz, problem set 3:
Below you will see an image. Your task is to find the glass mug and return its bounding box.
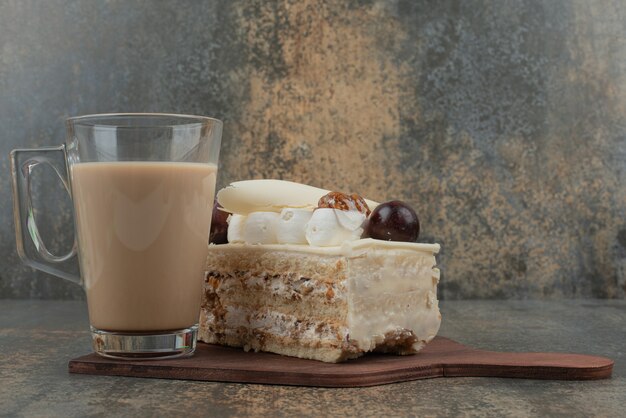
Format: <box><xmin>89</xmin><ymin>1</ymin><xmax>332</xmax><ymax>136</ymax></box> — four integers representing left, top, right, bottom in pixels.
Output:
<box><xmin>11</xmin><ymin>113</ymin><xmax>222</xmax><ymax>359</ymax></box>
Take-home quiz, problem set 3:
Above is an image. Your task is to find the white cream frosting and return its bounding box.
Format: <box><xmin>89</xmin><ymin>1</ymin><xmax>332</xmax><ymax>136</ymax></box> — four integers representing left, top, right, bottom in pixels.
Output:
<box><xmin>276</xmin><ymin>208</ymin><xmax>312</xmax><ymax>244</ymax></box>
<box><xmin>242</xmin><ymin>212</ymin><xmax>280</xmax><ymax>244</ymax></box>
<box><xmin>226</xmin><ymin>214</ymin><xmax>246</xmax><ymax>243</ymax></box>
<box><xmin>227</xmin><ymin>208</ymin><xmax>370</xmax><ymax>247</ymax></box>
<box><xmin>305</xmin><ymin>208</ymin><xmax>366</xmax><ymax>246</ymax></box>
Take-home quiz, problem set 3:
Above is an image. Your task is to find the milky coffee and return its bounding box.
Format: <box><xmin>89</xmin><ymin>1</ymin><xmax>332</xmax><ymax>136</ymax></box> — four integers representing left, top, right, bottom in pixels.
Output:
<box><xmin>71</xmin><ymin>162</ymin><xmax>216</xmax><ymax>332</ymax></box>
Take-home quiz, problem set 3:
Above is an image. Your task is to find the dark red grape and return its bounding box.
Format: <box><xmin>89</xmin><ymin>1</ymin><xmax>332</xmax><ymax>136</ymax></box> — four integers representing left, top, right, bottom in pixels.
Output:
<box><xmin>209</xmin><ymin>200</ymin><xmax>230</xmax><ymax>244</ymax></box>
<box><xmin>364</xmin><ymin>201</ymin><xmax>420</xmax><ymax>242</ymax></box>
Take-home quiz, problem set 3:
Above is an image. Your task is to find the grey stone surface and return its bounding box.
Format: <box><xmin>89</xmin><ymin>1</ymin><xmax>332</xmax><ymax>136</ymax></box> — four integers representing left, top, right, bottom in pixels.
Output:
<box><xmin>0</xmin><ymin>0</ymin><xmax>625</xmax><ymax>299</ymax></box>
<box><xmin>0</xmin><ymin>299</ymin><xmax>624</xmax><ymax>417</ymax></box>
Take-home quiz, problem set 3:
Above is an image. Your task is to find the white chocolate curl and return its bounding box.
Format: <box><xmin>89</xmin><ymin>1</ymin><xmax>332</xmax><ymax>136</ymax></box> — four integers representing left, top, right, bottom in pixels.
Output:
<box><xmin>217</xmin><ymin>179</ymin><xmax>378</xmax><ymax>215</ymax></box>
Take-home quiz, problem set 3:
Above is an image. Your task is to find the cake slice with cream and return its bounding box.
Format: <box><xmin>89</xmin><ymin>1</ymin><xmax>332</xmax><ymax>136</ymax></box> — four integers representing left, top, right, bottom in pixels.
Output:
<box><xmin>200</xmin><ymin>180</ymin><xmax>441</xmax><ymax>363</ymax></box>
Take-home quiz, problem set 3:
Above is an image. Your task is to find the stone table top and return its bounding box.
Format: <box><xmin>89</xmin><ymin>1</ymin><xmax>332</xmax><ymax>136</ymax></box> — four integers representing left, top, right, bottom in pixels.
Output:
<box><xmin>1</xmin><ymin>299</ymin><xmax>624</xmax><ymax>417</ymax></box>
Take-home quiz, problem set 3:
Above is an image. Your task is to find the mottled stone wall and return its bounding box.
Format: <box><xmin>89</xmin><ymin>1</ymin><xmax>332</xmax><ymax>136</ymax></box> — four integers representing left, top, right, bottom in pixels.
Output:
<box><xmin>0</xmin><ymin>0</ymin><xmax>624</xmax><ymax>299</ymax></box>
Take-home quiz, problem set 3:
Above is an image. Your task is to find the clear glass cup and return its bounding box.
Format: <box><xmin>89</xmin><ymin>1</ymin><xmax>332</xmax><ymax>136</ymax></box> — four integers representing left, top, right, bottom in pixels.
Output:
<box><xmin>11</xmin><ymin>113</ymin><xmax>222</xmax><ymax>360</ymax></box>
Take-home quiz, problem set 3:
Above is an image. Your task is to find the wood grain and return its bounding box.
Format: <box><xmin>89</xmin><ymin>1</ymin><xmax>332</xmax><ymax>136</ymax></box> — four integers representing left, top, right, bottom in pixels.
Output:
<box><xmin>68</xmin><ymin>337</ymin><xmax>614</xmax><ymax>387</ymax></box>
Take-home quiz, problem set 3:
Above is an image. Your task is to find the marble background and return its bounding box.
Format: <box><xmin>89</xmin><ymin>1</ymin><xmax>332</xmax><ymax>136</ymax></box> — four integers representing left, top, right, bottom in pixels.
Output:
<box><xmin>0</xmin><ymin>0</ymin><xmax>624</xmax><ymax>299</ymax></box>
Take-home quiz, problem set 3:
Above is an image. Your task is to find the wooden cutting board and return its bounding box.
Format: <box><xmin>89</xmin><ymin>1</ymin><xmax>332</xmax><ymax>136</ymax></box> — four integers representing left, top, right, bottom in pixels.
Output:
<box><xmin>68</xmin><ymin>337</ymin><xmax>613</xmax><ymax>387</ymax></box>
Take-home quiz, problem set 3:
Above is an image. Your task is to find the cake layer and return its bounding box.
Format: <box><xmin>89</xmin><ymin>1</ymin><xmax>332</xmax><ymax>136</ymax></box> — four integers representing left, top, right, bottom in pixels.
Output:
<box><xmin>205</xmin><ymin>248</ymin><xmax>348</xmax><ymax>283</ymax></box>
<box><xmin>205</xmin><ymin>271</ymin><xmax>348</xmax><ymax>321</ymax></box>
<box><xmin>200</xmin><ymin>239</ymin><xmax>441</xmax><ymax>362</ymax></box>
<box><xmin>199</xmin><ymin>304</ymin><xmax>360</xmax><ymax>362</ymax></box>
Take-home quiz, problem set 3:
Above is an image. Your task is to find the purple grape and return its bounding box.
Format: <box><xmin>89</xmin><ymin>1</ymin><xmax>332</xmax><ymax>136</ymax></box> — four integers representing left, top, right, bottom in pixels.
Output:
<box><xmin>209</xmin><ymin>200</ymin><xmax>229</xmax><ymax>244</ymax></box>
<box><xmin>364</xmin><ymin>200</ymin><xmax>420</xmax><ymax>242</ymax></box>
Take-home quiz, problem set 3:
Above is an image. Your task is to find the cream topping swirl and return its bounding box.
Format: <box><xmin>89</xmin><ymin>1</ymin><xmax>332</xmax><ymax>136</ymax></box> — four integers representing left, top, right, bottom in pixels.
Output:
<box><xmin>305</xmin><ymin>208</ymin><xmax>365</xmax><ymax>246</ymax></box>
<box><xmin>226</xmin><ymin>208</ymin><xmax>366</xmax><ymax>247</ymax></box>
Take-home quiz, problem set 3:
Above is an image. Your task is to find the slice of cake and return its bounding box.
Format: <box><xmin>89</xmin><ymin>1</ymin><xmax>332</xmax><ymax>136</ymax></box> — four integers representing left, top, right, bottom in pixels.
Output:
<box><xmin>199</xmin><ymin>180</ymin><xmax>441</xmax><ymax>363</ymax></box>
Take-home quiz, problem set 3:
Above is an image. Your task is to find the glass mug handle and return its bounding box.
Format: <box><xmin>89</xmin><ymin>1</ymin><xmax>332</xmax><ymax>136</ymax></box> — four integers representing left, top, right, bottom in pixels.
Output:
<box><xmin>10</xmin><ymin>145</ymin><xmax>80</xmax><ymax>284</ymax></box>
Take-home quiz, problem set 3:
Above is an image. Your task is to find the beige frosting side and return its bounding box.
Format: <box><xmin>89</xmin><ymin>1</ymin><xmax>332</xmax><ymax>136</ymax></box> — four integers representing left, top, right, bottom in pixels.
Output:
<box><xmin>346</xmin><ymin>248</ymin><xmax>441</xmax><ymax>351</ymax></box>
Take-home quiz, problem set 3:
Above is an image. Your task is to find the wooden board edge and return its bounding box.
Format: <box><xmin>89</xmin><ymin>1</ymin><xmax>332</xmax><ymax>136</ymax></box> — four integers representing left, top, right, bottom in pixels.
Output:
<box><xmin>68</xmin><ymin>360</ymin><xmax>445</xmax><ymax>387</ymax></box>
<box><xmin>443</xmin><ymin>363</ymin><xmax>614</xmax><ymax>380</ymax></box>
